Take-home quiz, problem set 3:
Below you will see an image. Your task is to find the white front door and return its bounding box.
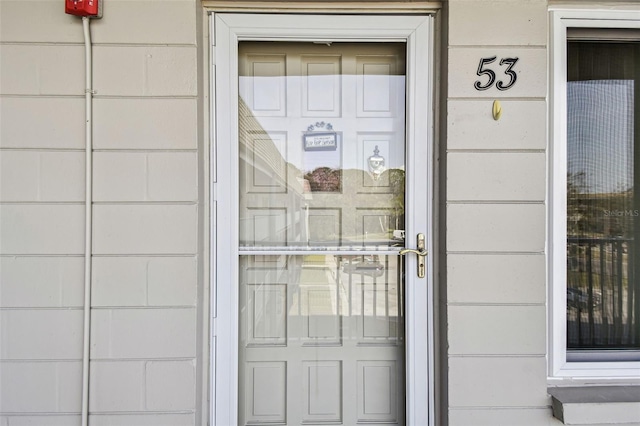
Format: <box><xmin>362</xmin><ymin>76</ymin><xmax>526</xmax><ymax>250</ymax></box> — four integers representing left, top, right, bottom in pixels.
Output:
<box><xmin>211</xmin><ymin>14</ymin><xmax>434</xmax><ymax>426</ymax></box>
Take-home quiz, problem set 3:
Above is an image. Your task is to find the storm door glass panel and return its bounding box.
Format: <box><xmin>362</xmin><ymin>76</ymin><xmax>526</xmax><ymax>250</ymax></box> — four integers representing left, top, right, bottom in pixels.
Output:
<box><xmin>238</xmin><ymin>42</ymin><xmax>407</xmax><ymax>425</ymax></box>
<box><xmin>566</xmin><ymin>39</ymin><xmax>640</xmax><ymax>357</ymax></box>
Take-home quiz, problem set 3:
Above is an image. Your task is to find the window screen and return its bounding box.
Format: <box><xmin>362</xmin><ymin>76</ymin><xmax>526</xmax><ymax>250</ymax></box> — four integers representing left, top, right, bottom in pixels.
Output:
<box><xmin>566</xmin><ymin>39</ymin><xmax>640</xmax><ymax>357</ymax></box>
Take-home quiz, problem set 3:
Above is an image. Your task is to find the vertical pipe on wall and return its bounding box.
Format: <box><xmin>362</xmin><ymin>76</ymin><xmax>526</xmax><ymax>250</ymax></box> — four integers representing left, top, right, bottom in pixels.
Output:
<box><xmin>81</xmin><ymin>15</ymin><xmax>93</xmax><ymax>426</ymax></box>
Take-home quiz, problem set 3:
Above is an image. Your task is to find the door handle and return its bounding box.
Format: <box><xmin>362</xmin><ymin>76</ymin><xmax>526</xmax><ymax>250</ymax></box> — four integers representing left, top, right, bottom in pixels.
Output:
<box><xmin>399</xmin><ymin>233</ymin><xmax>427</xmax><ymax>278</ymax></box>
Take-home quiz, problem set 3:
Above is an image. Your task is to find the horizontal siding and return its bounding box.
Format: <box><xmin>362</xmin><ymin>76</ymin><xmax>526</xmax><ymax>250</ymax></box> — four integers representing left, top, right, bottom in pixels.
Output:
<box><xmin>449</xmin><ymin>0</ymin><xmax>547</xmax><ymax>47</ymax></box>
<box><xmin>0</xmin><ymin>415</ymin><xmax>82</xmax><ymax>426</ymax></box>
<box><xmin>93</xmin><ymin>152</ymin><xmax>197</xmax><ymax>202</ymax></box>
<box><xmin>93</xmin><ymin>98</ymin><xmax>198</xmax><ymax>150</ymax></box>
<box><xmin>447</xmin><ymin>100</ymin><xmax>547</xmax><ymax>150</ymax></box>
<box><xmin>0</xmin><ymin>257</ymin><xmax>84</xmax><ymax>308</ymax></box>
<box><xmin>0</xmin><ymin>0</ymin><xmax>201</xmax><ymax>423</ymax></box>
<box><xmin>448</xmin><ymin>152</ymin><xmax>546</xmax><ymax>201</ymax></box>
<box><xmin>0</xmin><ymin>1</ymin><xmax>196</xmax><ymax>45</ymax></box>
<box><xmin>93</xmin><ymin>46</ymin><xmax>197</xmax><ymax>97</ymax></box>
<box><xmin>449</xmin><ymin>408</ymin><xmax>559</xmax><ymax>426</ymax></box>
<box><xmin>448</xmin><ymin>357</ymin><xmax>549</xmax><ymax>408</ymax></box>
<box><xmin>88</xmin><ymin>1</ymin><xmax>197</xmax><ymax>45</ymax></box>
<box><xmin>445</xmin><ymin>0</ymin><xmax>550</xmax><ymax>423</ymax></box>
<box><xmin>0</xmin><ymin>97</ymin><xmax>85</xmax><ymax>149</ymax></box>
<box><xmin>0</xmin><ymin>361</ymin><xmax>82</xmax><ymax>412</ymax></box>
<box><xmin>92</xmin><ymin>257</ymin><xmax>197</xmax><ymax>307</ymax></box>
<box><xmin>0</xmin><ymin>205</ymin><xmax>85</xmax><ymax>255</ymax></box>
<box><xmin>1</xmin><ymin>310</ymin><xmax>83</xmax><ymax>360</ymax></box>
<box><xmin>0</xmin><ymin>151</ymin><xmax>85</xmax><ymax>202</ymax></box>
<box><xmin>89</xmin><ymin>414</ymin><xmax>196</xmax><ymax>426</ymax></box>
<box><xmin>448</xmin><ymin>305</ymin><xmax>546</xmax><ymax>355</ymax></box>
<box><xmin>90</xmin><ymin>309</ymin><xmax>197</xmax><ymax>359</ymax></box>
<box><xmin>0</xmin><ymin>45</ymin><xmax>84</xmax><ymax>96</ymax></box>
<box><xmin>448</xmin><ymin>254</ymin><xmax>546</xmax><ymax>304</ymax></box>
<box><xmin>88</xmin><ymin>360</ymin><xmax>196</xmax><ymax>412</ymax></box>
<box><xmin>447</xmin><ymin>203</ymin><xmax>546</xmax><ymax>253</ymax></box>
<box><xmin>0</xmin><ymin>1</ymin><xmax>83</xmax><ymax>44</ymax></box>
<box><xmin>92</xmin><ymin>205</ymin><xmax>197</xmax><ymax>255</ymax></box>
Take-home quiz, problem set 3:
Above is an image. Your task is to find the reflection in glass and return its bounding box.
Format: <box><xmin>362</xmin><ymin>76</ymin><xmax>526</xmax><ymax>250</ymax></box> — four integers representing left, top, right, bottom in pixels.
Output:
<box><xmin>237</xmin><ymin>42</ymin><xmax>408</xmax><ymax>425</ymax></box>
<box><xmin>566</xmin><ymin>41</ymin><xmax>640</xmax><ymax>353</ymax></box>
<box><xmin>238</xmin><ymin>42</ymin><xmax>406</xmax><ymax>249</ymax></box>
<box><xmin>238</xmin><ymin>255</ymin><xmax>404</xmax><ymax>425</ymax></box>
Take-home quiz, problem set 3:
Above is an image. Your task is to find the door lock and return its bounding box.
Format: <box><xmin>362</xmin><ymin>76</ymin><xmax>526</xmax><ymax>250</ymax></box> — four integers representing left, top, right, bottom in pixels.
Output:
<box><xmin>400</xmin><ymin>233</ymin><xmax>427</xmax><ymax>278</ymax></box>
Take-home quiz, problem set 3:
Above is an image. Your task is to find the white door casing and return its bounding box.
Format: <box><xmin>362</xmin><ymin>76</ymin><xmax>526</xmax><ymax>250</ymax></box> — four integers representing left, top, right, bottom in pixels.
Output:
<box><xmin>211</xmin><ymin>13</ymin><xmax>435</xmax><ymax>426</ymax></box>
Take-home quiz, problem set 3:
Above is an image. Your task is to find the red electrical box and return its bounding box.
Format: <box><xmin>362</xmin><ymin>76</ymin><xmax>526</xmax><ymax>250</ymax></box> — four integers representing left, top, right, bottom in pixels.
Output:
<box><xmin>65</xmin><ymin>0</ymin><xmax>102</xmax><ymax>18</ymax></box>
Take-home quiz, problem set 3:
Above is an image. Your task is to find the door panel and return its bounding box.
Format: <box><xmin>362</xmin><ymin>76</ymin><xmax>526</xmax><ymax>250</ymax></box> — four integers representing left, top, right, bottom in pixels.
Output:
<box><xmin>239</xmin><ymin>43</ymin><xmax>406</xmax><ymax>248</ymax></box>
<box><xmin>302</xmin><ymin>55</ymin><xmax>341</xmax><ymax>116</ymax></box>
<box><xmin>238</xmin><ymin>42</ymin><xmax>407</xmax><ymax>425</ymax></box>
<box><xmin>239</xmin><ymin>254</ymin><xmax>404</xmax><ymax>425</ymax></box>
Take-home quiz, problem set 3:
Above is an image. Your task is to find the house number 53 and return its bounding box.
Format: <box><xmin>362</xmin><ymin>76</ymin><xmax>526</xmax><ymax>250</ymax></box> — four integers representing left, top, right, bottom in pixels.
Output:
<box><xmin>474</xmin><ymin>56</ymin><xmax>519</xmax><ymax>91</ymax></box>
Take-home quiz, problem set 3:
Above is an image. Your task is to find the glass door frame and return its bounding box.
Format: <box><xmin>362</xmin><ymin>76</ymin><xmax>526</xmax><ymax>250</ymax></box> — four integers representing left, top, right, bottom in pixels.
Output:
<box><xmin>210</xmin><ymin>12</ymin><xmax>435</xmax><ymax>426</ymax></box>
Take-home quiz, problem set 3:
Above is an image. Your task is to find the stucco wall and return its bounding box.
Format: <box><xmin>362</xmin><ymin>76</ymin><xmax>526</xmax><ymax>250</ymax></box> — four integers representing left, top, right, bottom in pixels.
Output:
<box><xmin>0</xmin><ymin>1</ymin><xmax>203</xmax><ymax>425</ymax></box>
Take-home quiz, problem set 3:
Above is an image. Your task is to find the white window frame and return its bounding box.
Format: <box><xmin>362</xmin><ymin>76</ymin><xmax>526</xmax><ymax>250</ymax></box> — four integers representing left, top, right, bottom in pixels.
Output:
<box><xmin>550</xmin><ymin>7</ymin><xmax>640</xmax><ymax>380</ymax></box>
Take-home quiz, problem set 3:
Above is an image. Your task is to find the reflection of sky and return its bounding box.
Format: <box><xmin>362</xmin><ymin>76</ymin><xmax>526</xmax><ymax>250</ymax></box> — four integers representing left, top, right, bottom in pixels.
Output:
<box><xmin>239</xmin><ymin>75</ymin><xmax>406</xmax><ymax>172</ymax></box>
<box><xmin>567</xmin><ymin>80</ymin><xmax>634</xmax><ymax>194</ymax></box>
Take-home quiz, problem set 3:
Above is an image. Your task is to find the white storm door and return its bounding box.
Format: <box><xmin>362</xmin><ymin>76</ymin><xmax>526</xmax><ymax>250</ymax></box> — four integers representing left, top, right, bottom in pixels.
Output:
<box><xmin>212</xmin><ymin>13</ymin><xmax>434</xmax><ymax>426</ymax></box>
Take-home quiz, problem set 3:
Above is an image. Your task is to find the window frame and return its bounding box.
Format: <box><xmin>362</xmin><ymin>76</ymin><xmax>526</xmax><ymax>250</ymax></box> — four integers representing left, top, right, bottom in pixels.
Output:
<box><xmin>550</xmin><ymin>8</ymin><xmax>640</xmax><ymax>379</ymax></box>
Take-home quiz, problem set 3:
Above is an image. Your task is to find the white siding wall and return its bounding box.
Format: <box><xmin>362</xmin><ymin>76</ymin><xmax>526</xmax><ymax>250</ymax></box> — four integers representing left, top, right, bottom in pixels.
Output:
<box><xmin>0</xmin><ymin>1</ymin><xmax>201</xmax><ymax>425</ymax></box>
<box><xmin>446</xmin><ymin>0</ymin><xmax>557</xmax><ymax>424</ymax></box>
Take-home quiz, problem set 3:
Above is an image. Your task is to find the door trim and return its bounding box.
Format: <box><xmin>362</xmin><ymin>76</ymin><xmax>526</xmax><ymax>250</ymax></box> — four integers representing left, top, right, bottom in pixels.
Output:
<box><xmin>203</xmin><ymin>1</ymin><xmax>441</xmax><ymax>14</ymax></box>
<box><xmin>210</xmin><ymin>13</ymin><xmax>435</xmax><ymax>426</ymax></box>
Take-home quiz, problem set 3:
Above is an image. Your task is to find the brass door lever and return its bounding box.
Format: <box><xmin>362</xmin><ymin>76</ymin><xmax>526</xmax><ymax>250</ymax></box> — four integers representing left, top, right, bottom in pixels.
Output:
<box><xmin>399</xmin><ymin>233</ymin><xmax>427</xmax><ymax>278</ymax></box>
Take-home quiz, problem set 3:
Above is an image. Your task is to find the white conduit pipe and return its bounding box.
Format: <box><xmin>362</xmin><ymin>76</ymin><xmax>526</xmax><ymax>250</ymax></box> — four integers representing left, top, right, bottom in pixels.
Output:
<box><xmin>81</xmin><ymin>15</ymin><xmax>93</xmax><ymax>426</ymax></box>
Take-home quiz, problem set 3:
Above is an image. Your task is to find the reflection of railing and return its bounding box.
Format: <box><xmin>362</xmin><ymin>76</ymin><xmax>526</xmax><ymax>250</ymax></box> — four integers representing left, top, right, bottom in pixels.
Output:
<box><xmin>567</xmin><ymin>237</ymin><xmax>639</xmax><ymax>349</ymax></box>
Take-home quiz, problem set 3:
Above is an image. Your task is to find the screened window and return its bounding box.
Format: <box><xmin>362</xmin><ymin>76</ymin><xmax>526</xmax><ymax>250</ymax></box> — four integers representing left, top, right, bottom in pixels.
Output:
<box><xmin>565</xmin><ymin>35</ymin><xmax>640</xmax><ymax>360</ymax></box>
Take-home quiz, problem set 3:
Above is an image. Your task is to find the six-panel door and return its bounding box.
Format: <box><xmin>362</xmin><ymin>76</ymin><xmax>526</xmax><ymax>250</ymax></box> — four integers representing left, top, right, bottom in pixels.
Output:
<box><xmin>238</xmin><ymin>42</ymin><xmax>408</xmax><ymax>425</ymax></box>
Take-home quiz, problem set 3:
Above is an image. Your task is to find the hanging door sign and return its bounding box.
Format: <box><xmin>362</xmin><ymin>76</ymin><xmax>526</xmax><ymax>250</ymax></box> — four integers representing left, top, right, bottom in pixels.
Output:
<box><xmin>303</xmin><ymin>132</ymin><xmax>338</xmax><ymax>151</ymax></box>
<box><xmin>303</xmin><ymin>121</ymin><xmax>338</xmax><ymax>151</ymax></box>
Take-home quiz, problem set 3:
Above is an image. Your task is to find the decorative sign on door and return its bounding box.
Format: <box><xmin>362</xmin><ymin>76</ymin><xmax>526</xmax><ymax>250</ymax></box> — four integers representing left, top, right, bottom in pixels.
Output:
<box><xmin>303</xmin><ymin>132</ymin><xmax>338</xmax><ymax>151</ymax></box>
<box><xmin>303</xmin><ymin>121</ymin><xmax>338</xmax><ymax>151</ymax></box>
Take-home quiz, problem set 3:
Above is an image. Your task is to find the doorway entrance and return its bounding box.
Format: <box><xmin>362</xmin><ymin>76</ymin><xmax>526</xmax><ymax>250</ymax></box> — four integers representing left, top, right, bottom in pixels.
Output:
<box><xmin>211</xmin><ymin>14</ymin><xmax>434</xmax><ymax>426</ymax></box>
